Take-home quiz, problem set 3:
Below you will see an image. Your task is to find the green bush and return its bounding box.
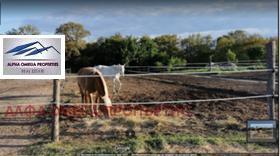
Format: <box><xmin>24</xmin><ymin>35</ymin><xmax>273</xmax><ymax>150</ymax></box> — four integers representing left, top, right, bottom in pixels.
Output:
<box><xmin>155</xmin><ymin>61</ymin><xmax>163</xmax><ymax>67</ymax></box>
<box><xmin>226</xmin><ymin>49</ymin><xmax>237</xmax><ymax>62</ymax></box>
<box><xmin>247</xmin><ymin>45</ymin><xmax>265</xmax><ymax>60</ymax></box>
<box><xmin>167</xmin><ymin>57</ymin><xmax>187</xmax><ymax>72</ymax></box>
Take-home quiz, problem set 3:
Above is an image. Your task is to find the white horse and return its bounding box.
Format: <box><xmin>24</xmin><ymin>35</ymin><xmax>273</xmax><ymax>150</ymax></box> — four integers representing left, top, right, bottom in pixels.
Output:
<box><xmin>94</xmin><ymin>64</ymin><xmax>125</xmax><ymax>95</ymax></box>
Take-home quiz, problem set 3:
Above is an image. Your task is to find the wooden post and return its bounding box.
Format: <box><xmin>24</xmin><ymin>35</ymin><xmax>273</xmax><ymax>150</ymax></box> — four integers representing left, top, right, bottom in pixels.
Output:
<box><xmin>52</xmin><ymin>79</ymin><xmax>60</xmax><ymax>142</ymax></box>
<box><xmin>266</xmin><ymin>41</ymin><xmax>276</xmax><ymax>120</ymax></box>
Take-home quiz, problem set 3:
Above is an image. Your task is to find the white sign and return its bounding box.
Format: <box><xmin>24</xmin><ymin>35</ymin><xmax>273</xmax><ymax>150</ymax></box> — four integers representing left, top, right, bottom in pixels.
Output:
<box><xmin>0</xmin><ymin>35</ymin><xmax>65</xmax><ymax>79</ymax></box>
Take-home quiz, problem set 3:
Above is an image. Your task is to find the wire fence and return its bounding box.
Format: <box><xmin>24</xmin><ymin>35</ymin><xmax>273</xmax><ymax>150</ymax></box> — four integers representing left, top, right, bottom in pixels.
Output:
<box><xmin>164</xmin><ymin>60</ymin><xmax>267</xmax><ymax>65</ymax></box>
<box><xmin>0</xmin><ymin>94</ymin><xmax>272</xmax><ymax>107</ymax></box>
<box><xmin>124</xmin><ymin>61</ymin><xmax>275</xmax><ymax>74</ymax></box>
<box><xmin>0</xmin><ymin>62</ymin><xmax>277</xmax><ymax>118</ymax></box>
<box><xmin>126</xmin><ymin>65</ymin><xmax>267</xmax><ymax>69</ymax></box>
<box><xmin>126</xmin><ymin>62</ymin><xmax>267</xmax><ymax>67</ymax></box>
<box><xmin>0</xmin><ymin>68</ymin><xmax>273</xmax><ymax>105</ymax></box>
<box><xmin>65</xmin><ymin>69</ymin><xmax>273</xmax><ymax>78</ymax></box>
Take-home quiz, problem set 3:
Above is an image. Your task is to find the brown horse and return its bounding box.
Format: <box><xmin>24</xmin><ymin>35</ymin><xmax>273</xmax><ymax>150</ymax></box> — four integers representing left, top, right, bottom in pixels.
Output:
<box><xmin>77</xmin><ymin>67</ymin><xmax>111</xmax><ymax>118</ymax></box>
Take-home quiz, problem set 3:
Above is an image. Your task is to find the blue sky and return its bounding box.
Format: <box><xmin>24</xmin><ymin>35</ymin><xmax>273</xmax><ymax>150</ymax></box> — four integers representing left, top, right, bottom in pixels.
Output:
<box><xmin>0</xmin><ymin>0</ymin><xmax>278</xmax><ymax>41</ymax></box>
<box><xmin>249</xmin><ymin>120</ymin><xmax>276</xmax><ymax>128</ymax></box>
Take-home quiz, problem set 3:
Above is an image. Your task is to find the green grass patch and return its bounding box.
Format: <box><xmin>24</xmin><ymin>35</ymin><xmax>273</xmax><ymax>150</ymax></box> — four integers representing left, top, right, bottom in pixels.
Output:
<box><xmin>23</xmin><ymin>131</ymin><xmax>272</xmax><ymax>155</ymax></box>
<box><xmin>144</xmin><ymin>134</ymin><xmax>166</xmax><ymax>152</ymax></box>
<box><xmin>165</xmin><ymin>133</ymin><xmax>206</xmax><ymax>146</ymax></box>
<box><xmin>210</xmin><ymin>116</ymin><xmax>242</xmax><ymax>131</ymax></box>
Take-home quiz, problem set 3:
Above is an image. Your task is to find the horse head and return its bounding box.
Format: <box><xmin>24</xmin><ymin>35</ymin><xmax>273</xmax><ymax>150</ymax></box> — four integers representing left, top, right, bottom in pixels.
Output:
<box><xmin>115</xmin><ymin>64</ymin><xmax>125</xmax><ymax>76</ymax></box>
<box><xmin>102</xmin><ymin>96</ymin><xmax>112</xmax><ymax>106</ymax></box>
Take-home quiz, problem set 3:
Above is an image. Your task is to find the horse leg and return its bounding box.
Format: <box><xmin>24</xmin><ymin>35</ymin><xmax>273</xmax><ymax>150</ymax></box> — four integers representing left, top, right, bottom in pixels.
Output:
<box><xmin>113</xmin><ymin>78</ymin><xmax>116</xmax><ymax>96</ymax></box>
<box><xmin>78</xmin><ymin>84</ymin><xmax>84</xmax><ymax>103</ymax></box>
<box><xmin>81</xmin><ymin>90</ymin><xmax>86</xmax><ymax>112</ymax></box>
<box><xmin>86</xmin><ymin>92</ymin><xmax>93</xmax><ymax>115</ymax></box>
<box><xmin>117</xmin><ymin>79</ymin><xmax>121</xmax><ymax>94</ymax></box>
<box><xmin>85</xmin><ymin>91</ymin><xmax>90</xmax><ymax>112</ymax></box>
<box><xmin>90</xmin><ymin>93</ymin><xmax>98</xmax><ymax>117</ymax></box>
<box><xmin>81</xmin><ymin>93</ymin><xmax>84</xmax><ymax>103</ymax></box>
<box><xmin>78</xmin><ymin>84</ymin><xmax>86</xmax><ymax>111</ymax></box>
<box><xmin>95</xmin><ymin>95</ymin><xmax>101</xmax><ymax>117</ymax></box>
<box><xmin>84</xmin><ymin>91</ymin><xmax>87</xmax><ymax>103</ymax></box>
<box><xmin>81</xmin><ymin>93</ymin><xmax>87</xmax><ymax>111</ymax></box>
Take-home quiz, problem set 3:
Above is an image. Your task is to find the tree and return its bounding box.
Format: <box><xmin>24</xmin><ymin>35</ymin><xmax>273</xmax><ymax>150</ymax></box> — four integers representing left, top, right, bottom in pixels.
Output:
<box><xmin>243</xmin><ymin>35</ymin><xmax>268</xmax><ymax>60</ymax></box>
<box><xmin>154</xmin><ymin>35</ymin><xmax>180</xmax><ymax>57</ymax></box>
<box><xmin>101</xmin><ymin>33</ymin><xmax>125</xmax><ymax>65</ymax></box>
<box><xmin>6</xmin><ymin>24</ymin><xmax>40</xmax><ymax>35</ymax></box>
<box><xmin>121</xmin><ymin>36</ymin><xmax>139</xmax><ymax>65</ymax></box>
<box><xmin>225</xmin><ymin>30</ymin><xmax>247</xmax><ymax>54</ymax></box>
<box><xmin>216</xmin><ymin>36</ymin><xmax>235</xmax><ymax>50</ymax></box>
<box><xmin>153</xmin><ymin>35</ymin><xmax>182</xmax><ymax>65</ymax></box>
<box><xmin>214</xmin><ymin>30</ymin><xmax>251</xmax><ymax>61</ymax></box>
<box><xmin>65</xmin><ymin>30</ymin><xmax>271</xmax><ymax>72</ymax></box>
<box><xmin>228</xmin><ymin>30</ymin><xmax>247</xmax><ymax>44</ymax></box>
<box><xmin>55</xmin><ymin>22</ymin><xmax>90</xmax><ymax>61</ymax></box>
<box><xmin>137</xmin><ymin>36</ymin><xmax>158</xmax><ymax>65</ymax></box>
<box><xmin>244</xmin><ymin>34</ymin><xmax>268</xmax><ymax>47</ymax></box>
<box><xmin>214</xmin><ymin>36</ymin><xmax>235</xmax><ymax>61</ymax></box>
<box><xmin>181</xmin><ymin>34</ymin><xmax>213</xmax><ymax>63</ymax></box>
<box><xmin>247</xmin><ymin>45</ymin><xmax>265</xmax><ymax>60</ymax></box>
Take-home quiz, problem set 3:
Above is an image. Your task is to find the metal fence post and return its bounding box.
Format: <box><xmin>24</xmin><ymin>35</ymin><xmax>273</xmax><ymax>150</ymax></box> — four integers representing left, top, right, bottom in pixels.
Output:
<box><xmin>266</xmin><ymin>41</ymin><xmax>276</xmax><ymax>120</ymax></box>
<box><xmin>52</xmin><ymin>79</ymin><xmax>60</xmax><ymax>142</ymax></box>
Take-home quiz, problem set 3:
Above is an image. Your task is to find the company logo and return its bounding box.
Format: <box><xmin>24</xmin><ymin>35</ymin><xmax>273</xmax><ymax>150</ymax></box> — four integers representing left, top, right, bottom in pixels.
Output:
<box><xmin>0</xmin><ymin>35</ymin><xmax>65</xmax><ymax>79</ymax></box>
<box><xmin>5</xmin><ymin>41</ymin><xmax>60</xmax><ymax>56</ymax></box>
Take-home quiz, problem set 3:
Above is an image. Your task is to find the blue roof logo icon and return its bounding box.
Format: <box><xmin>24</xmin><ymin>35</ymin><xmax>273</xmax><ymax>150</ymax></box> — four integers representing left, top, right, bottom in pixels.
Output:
<box><xmin>6</xmin><ymin>41</ymin><xmax>60</xmax><ymax>56</ymax></box>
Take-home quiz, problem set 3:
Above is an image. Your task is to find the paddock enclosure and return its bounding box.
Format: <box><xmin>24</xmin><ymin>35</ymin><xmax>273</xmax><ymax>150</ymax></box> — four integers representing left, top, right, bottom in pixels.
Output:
<box><xmin>0</xmin><ymin>43</ymin><xmax>278</xmax><ymax>154</ymax></box>
<box><xmin>0</xmin><ymin>72</ymin><xmax>278</xmax><ymax>154</ymax></box>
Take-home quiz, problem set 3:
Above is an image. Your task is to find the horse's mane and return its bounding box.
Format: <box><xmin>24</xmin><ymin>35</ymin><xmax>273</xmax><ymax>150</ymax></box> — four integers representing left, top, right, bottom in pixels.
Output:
<box><xmin>93</xmin><ymin>68</ymin><xmax>109</xmax><ymax>97</ymax></box>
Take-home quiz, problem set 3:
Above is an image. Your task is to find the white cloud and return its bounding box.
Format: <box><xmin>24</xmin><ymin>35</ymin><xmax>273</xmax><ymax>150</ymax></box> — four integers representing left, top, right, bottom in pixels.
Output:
<box><xmin>177</xmin><ymin>28</ymin><xmax>276</xmax><ymax>39</ymax></box>
<box><xmin>147</xmin><ymin>27</ymin><xmax>276</xmax><ymax>39</ymax></box>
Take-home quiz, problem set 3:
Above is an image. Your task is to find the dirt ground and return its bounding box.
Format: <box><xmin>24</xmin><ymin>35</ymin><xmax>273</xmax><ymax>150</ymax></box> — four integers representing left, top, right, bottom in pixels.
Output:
<box><xmin>0</xmin><ymin>72</ymin><xmax>278</xmax><ymax>155</ymax></box>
